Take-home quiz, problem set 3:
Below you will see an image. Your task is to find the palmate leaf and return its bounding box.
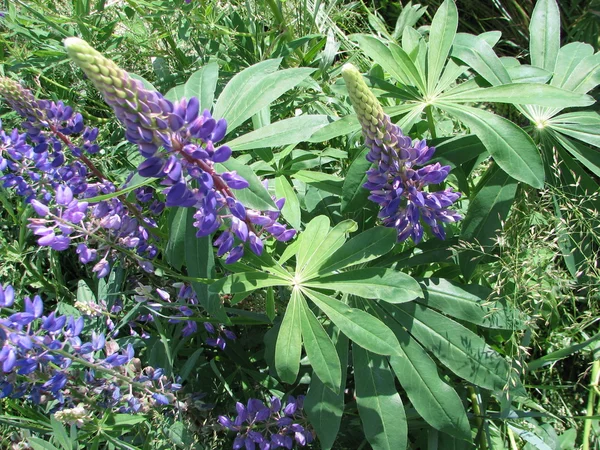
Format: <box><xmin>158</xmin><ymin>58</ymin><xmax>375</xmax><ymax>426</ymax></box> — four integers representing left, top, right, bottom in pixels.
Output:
<box><xmin>551</xmin><ymin>42</ymin><xmax>595</xmax><ymax>89</ymax></box>
<box><xmin>275</xmin><ymin>175</ymin><xmax>301</xmax><ymax>230</ymax></box>
<box><xmin>305</xmin><ymin>329</ymin><xmax>348</xmax><ymax>450</ymax></box>
<box><xmin>549</xmin><ymin>112</ymin><xmax>600</xmax><ymax>149</ymax></box>
<box><xmin>418</xmin><ymin>278</ymin><xmax>525</xmax><ymax>329</ymax></box>
<box><xmin>366</xmin><ymin>302</ymin><xmax>471</xmax><ymax>441</ymax></box>
<box><xmin>303</xmin><ymin>288</ymin><xmax>401</xmax><ymax>356</ymax></box>
<box><xmin>427</xmin><ymin>0</ymin><xmax>458</xmax><ymax>94</ymax></box>
<box><xmin>529</xmin><ymin>0</ymin><xmax>560</xmax><ymax>73</ymax></box>
<box><xmin>164</xmin><ymin>207</ymin><xmax>187</xmax><ymax>271</ymax></box>
<box><xmin>450</xmin><ymin>32</ymin><xmax>511</xmax><ymax>86</ymax></box>
<box><xmin>164</xmin><ymin>62</ymin><xmax>219</xmax><ymax>110</ymax></box>
<box><xmin>304</xmin><ymin>268</ymin><xmax>422</xmax><ymax>304</ymax></box>
<box><xmin>438</xmin><ymin>102</ymin><xmax>544</xmax><ymax>189</ymax></box>
<box><xmin>216</xmin><ymin>157</ymin><xmax>277</xmax><ymax>211</ymax></box>
<box><xmin>441</xmin><ymin>83</ymin><xmax>594</xmax><ymax>108</ymax></box>
<box><xmin>383</xmin><ymin>302</ymin><xmax>524</xmax><ymax>394</ymax></box>
<box><xmin>297</xmin><ymin>219</ymin><xmax>357</xmax><ymax>279</ymax></box>
<box><xmin>184</xmin><ymin>209</ymin><xmax>226</xmax><ymax>322</ymax></box>
<box><xmin>209</xmin><ymin>271</ymin><xmax>290</xmax><ymax>295</ymax></box>
<box><xmin>353</xmin><ymin>344</ymin><xmax>407</xmax><ymax>450</ymax></box>
<box><xmin>212</xmin><ymin>60</ymin><xmax>315</xmax><ymax>133</ymax></box>
<box><xmin>318</xmin><ymin>226</ymin><xmax>398</xmax><ymax>274</ymax></box>
<box><xmin>341</xmin><ymin>148</ymin><xmax>372</xmax><ymax>214</ymax></box>
<box><xmin>299</xmin><ymin>296</ymin><xmax>342</xmax><ymax>392</ymax></box>
<box><xmin>275</xmin><ymin>289</ymin><xmax>303</xmax><ymax>384</ymax></box>
<box><xmin>227</xmin><ymin>115</ymin><xmax>332</xmax><ymax>151</ymax></box>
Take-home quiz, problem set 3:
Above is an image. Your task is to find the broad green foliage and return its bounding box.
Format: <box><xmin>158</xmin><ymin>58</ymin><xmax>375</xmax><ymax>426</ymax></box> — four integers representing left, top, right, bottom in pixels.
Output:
<box><xmin>1</xmin><ymin>0</ymin><xmax>599</xmax><ymax>449</ymax></box>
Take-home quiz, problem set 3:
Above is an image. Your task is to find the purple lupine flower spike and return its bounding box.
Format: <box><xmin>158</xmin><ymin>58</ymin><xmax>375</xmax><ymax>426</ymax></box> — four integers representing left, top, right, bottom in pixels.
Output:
<box><xmin>64</xmin><ymin>37</ymin><xmax>296</xmax><ymax>263</ymax></box>
<box><xmin>341</xmin><ymin>64</ymin><xmax>462</xmax><ymax>243</ymax></box>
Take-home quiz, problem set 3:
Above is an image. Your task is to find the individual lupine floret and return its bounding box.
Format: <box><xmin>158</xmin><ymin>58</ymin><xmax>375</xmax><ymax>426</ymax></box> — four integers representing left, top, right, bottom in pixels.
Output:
<box><xmin>341</xmin><ymin>63</ymin><xmax>462</xmax><ymax>243</ymax></box>
<box><xmin>64</xmin><ymin>37</ymin><xmax>296</xmax><ymax>263</ymax></box>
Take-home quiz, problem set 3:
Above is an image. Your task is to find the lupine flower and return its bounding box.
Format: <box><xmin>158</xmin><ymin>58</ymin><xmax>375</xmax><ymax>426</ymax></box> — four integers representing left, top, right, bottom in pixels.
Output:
<box><xmin>0</xmin><ymin>81</ymin><xmax>164</xmax><ymax>278</ymax></box>
<box><xmin>341</xmin><ymin>64</ymin><xmax>462</xmax><ymax>244</ymax></box>
<box><xmin>64</xmin><ymin>37</ymin><xmax>295</xmax><ymax>263</ymax></box>
<box><xmin>219</xmin><ymin>395</ymin><xmax>313</xmax><ymax>449</ymax></box>
<box><xmin>0</xmin><ymin>285</ymin><xmax>179</xmax><ymax>413</ymax></box>
<box><xmin>204</xmin><ymin>321</ymin><xmax>237</xmax><ymax>350</ymax></box>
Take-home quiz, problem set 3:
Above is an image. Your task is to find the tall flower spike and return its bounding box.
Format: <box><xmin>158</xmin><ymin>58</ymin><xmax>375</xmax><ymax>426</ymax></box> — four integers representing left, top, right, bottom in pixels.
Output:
<box><xmin>342</xmin><ymin>63</ymin><xmax>462</xmax><ymax>244</ymax></box>
<box><xmin>64</xmin><ymin>38</ymin><xmax>296</xmax><ymax>262</ymax></box>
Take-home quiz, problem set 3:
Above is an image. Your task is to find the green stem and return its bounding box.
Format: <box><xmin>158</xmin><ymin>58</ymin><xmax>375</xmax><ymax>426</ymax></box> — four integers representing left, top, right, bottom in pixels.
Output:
<box><xmin>425</xmin><ymin>105</ymin><xmax>437</xmax><ymax>139</ymax></box>
<box><xmin>583</xmin><ymin>359</ymin><xmax>600</xmax><ymax>450</ymax></box>
<box><xmin>468</xmin><ymin>385</ymin><xmax>488</xmax><ymax>450</ymax></box>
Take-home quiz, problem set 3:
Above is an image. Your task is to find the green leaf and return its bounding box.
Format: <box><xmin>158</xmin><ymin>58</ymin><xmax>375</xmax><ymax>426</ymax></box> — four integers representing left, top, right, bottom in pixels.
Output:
<box><xmin>418</xmin><ymin>278</ymin><xmax>525</xmax><ymax>329</ymax></box>
<box><xmin>350</xmin><ymin>34</ymin><xmax>410</xmax><ymax>85</ymax></box>
<box><xmin>303</xmin><ymin>288</ymin><xmax>401</xmax><ymax>356</ymax></box>
<box><xmin>305</xmin><ymin>268</ymin><xmax>422</xmax><ymax>303</ymax></box>
<box><xmin>209</xmin><ymin>271</ymin><xmax>289</xmax><ymax>295</ymax></box>
<box><xmin>305</xmin><ymin>329</ymin><xmax>349</xmax><ymax>450</ymax></box>
<box><xmin>551</xmin><ymin>42</ymin><xmax>595</xmax><ymax>89</ymax></box>
<box><xmin>275</xmin><ymin>175</ymin><xmax>301</xmax><ymax>230</ymax></box>
<box><xmin>559</xmin><ymin>51</ymin><xmax>600</xmax><ymax>94</ymax></box>
<box><xmin>296</xmin><ymin>216</ymin><xmax>332</xmax><ymax>275</ymax></box>
<box><xmin>384</xmin><ymin>302</ymin><xmax>521</xmax><ymax>393</ymax></box>
<box><xmin>506</xmin><ymin>64</ymin><xmax>552</xmax><ymax>84</ymax></box>
<box><xmin>551</xmin><ymin>133</ymin><xmax>600</xmax><ymax>179</ymax></box>
<box><xmin>438</xmin><ymin>103</ymin><xmax>544</xmax><ymax>188</ymax></box>
<box><xmin>318</xmin><ymin>226</ymin><xmax>398</xmax><ymax>274</ymax></box>
<box><xmin>275</xmin><ymin>289</ymin><xmax>303</xmax><ymax>383</ymax></box>
<box><xmin>299</xmin><ymin>296</ymin><xmax>342</xmax><ymax>392</ymax></box>
<box><xmin>389</xmin><ymin>41</ymin><xmax>427</xmax><ymax>92</ymax></box>
<box><xmin>341</xmin><ymin>148</ymin><xmax>371</xmax><ymax>213</ymax></box>
<box><xmin>213</xmin><ymin>61</ymin><xmax>315</xmax><ymax>132</ymax></box>
<box><xmin>441</xmin><ymin>83</ymin><xmax>594</xmax><ymax>107</ymax></box>
<box><xmin>550</xmin><ymin>112</ymin><xmax>600</xmax><ymax>148</ymax></box>
<box><xmin>300</xmin><ymin>219</ymin><xmax>358</xmax><ymax>279</ymax></box>
<box><xmin>353</xmin><ymin>344</ymin><xmax>407</xmax><ymax>450</ymax></box>
<box><xmin>392</xmin><ymin>336</ymin><xmax>470</xmax><ymax>440</ymax></box>
<box><xmin>28</xmin><ymin>439</ymin><xmax>61</xmax><ymax>450</ymax></box>
<box><xmin>459</xmin><ymin>164</ymin><xmax>518</xmax><ymax>278</ymax></box>
<box><xmin>50</xmin><ymin>416</ymin><xmax>72</xmax><ymax>450</ymax></box>
<box><xmin>451</xmin><ymin>32</ymin><xmax>511</xmax><ymax>86</ymax></box>
<box><xmin>216</xmin><ymin>157</ymin><xmax>277</xmax><ymax>211</ymax></box>
<box><xmin>184</xmin><ymin>209</ymin><xmax>225</xmax><ymax>321</ymax></box>
<box><xmin>307</xmin><ymin>114</ymin><xmax>360</xmax><ymax>143</ymax></box>
<box><xmin>529</xmin><ymin>0</ymin><xmax>560</xmax><ymax>73</ymax></box>
<box><xmin>164</xmin><ymin>62</ymin><xmax>219</xmax><ymax>110</ymax></box>
<box><xmin>427</xmin><ymin>0</ymin><xmax>458</xmax><ymax>93</ymax></box>
<box><xmin>291</xmin><ymin>170</ymin><xmax>343</xmax><ymax>196</ymax></box>
<box><xmin>227</xmin><ymin>115</ymin><xmax>331</xmax><ymax>150</ymax></box>
<box><xmin>429</xmin><ymin>134</ymin><xmax>487</xmax><ymax>168</ymax></box>
<box><xmin>366</xmin><ymin>302</ymin><xmax>471</xmax><ymax>440</ymax></box>
<box><xmin>165</xmin><ymin>207</ymin><xmax>187</xmax><ymax>271</ymax></box>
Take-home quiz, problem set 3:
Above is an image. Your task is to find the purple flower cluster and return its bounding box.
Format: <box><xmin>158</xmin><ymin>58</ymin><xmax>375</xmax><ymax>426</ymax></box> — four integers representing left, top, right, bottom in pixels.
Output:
<box><xmin>203</xmin><ymin>322</ymin><xmax>237</xmax><ymax>350</ymax></box>
<box><xmin>64</xmin><ymin>37</ymin><xmax>296</xmax><ymax>264</ymax></box>
<box><xmin>219</xmin><ymin>395</ymin><xmax>313</xmax><ymax>449</ymax></box>
<box><xmin>0</xmin><ymin>284</ymin><xmax>179</xmax><ymax>412</ymax></box>
<box><xmin>131</xmin><ymin>282</ymin><xmax>237</xmax><ymax>346</ymax></box>
<box><xmin>0</xmin><ymin>78</ymin><xmax>163</xmax><ymax>277</ymax></box>
<box><xmin>341</xmin><ymin>64</ymin><xmax>462</xmax><ymax>243</ymax></box>
<box><xmin>363</xmin><ymin>126</ymin><xmax>462</xmax><ymax>243</ymax></box>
